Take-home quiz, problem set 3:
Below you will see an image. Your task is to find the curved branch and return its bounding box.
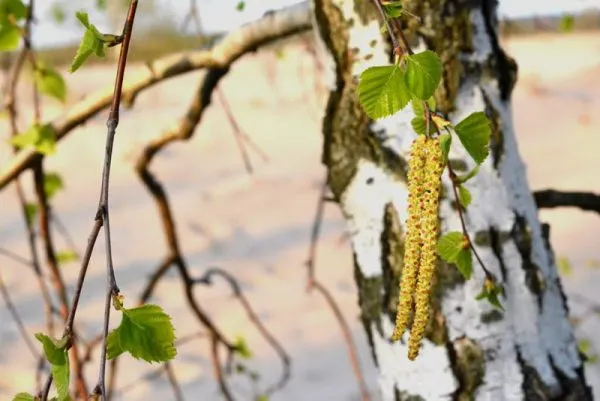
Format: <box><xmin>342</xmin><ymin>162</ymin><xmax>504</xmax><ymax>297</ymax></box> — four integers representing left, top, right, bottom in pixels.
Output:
<box><xmin>0</xmin><ymin>1</ymin><xmax>311</xmax><ymax>191</ymax></box>
<box><xmin>534</xmin><ymin>189</ymin><xmax>600</xmax><ymax>215</ymax></box>
<box><xmin>196</xmin><ymin>267</ymin><xmax>292</xmax><ymax>397</ymax></box>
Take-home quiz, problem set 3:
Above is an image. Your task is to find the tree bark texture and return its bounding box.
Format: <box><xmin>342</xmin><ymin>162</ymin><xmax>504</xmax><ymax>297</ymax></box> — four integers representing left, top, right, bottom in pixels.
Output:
<box><xmin>310</xmin><ymin>0</ymin><xmax>593</xmax><ymax>399</ymax></box>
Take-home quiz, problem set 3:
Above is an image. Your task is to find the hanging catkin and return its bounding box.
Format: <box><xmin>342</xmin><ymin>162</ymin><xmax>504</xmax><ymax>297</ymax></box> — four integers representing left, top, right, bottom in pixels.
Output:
<box><xmin>391</xmin><ymin>136</ymin><xmax>443</xmax><ymax>361</ymax></box>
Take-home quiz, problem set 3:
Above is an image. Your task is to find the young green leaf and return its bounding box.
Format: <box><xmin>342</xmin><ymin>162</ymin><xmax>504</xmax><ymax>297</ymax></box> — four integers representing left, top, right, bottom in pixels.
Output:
<box><xmin>51</xmin><ymin>362</ymin><xmax>70</xmax><ymax>401</ymax></box>
<box><xmin>10</xmin><ymin>124</ymin><xmax>57</xmax><ymax>155</ymax></box>
<box><xmin>0</xmin><ymin>0</ymin><xmax>27</xmax><ymax>22</ymax></box>
<box><xmin>453</xmin><ymin>111</ymin><xmax>491</xmax><ymax>165</ymax></box>
<box><xmin>456</xmin><ymin>165</ymin><xmax>480</xmax><ymax>184</ymax></box>
<box><xmin>439</xmin><ymin>132</ymin><xmax>451</xmax><ymax>163</ymax></box>
<box><xmin>411</xmin><ymin>116</ymin><xmax>434</xmax><ymax>136</ymax></box>
<box><xmin>57</xmin><ymin>250</ymin><xmax>78</xmax><ymax>265</ymax></box>
<box><xmin>437</xmin><ymin>231</ymin><xmax>473</xmax><ymax>279</ymax></box>
<box><xmin>475</xmin><ymin>278</ymin><xmax>504</xmax><ymax>310</ymax></box>
<box><xmin>381</xmin><ymin>0</ymin><xmax>403</xmax><ymax>18</ymax></box>
<box><xmin>233</xmin><ymin>335</ymin><xmax>253</xmax><ymax>359</ymax></box>
<box><xmin>458</xmin><ymin>185</ymin><xmax>472</xmax><ymax>208</ymax></box>
<box><xmin>358</xmin><ymin>65</ymin><xmax>411</xmax><ymax>119</ymax></box>
<box><xmin>107</xmin><ymin>304</ymin><xmax>176</xmax><ymax>363</ymax></box>
<box><xmin>50</xmin><ymin>4</ymin><xmax>66</xmax><ymax>24</ymax></box>
<box><xmin>557</xmin><ymin>256</ymin><xmax>573</xmax><ymax>276</ymax></box>
<box><xmin>404</xmin><ymin>50</ymin><xmax>443</xmax><ymax>100</ymax></box>
<box><xmin>0</xmin><ymin>24</ymin><xmax>21</xmax><ymax>51</ymax></box>
<box><xmin>34</xmin><ymin>64</ymin><xmax>67</xmax><ymax>103</ymax></box>
<box><xmin>12</xmin><ymin>393</ymin><xmax>35</xmax><ymax>401</ymax></box>
<box><xmin>24</xmin><ymin>202</ymin><xmax>37</xmax><ymax>225</ymax></box>
<box><xmin>236</xmin><ymin>1</ymin><xmax>245</xmax><ymax>11</ymax></box>
<box><xmin>69</xmin><ymin>12</ymin><xmax>107</xmax><ymax>73</ymax></box>
<box><xmin>44</xmin><ymin>172</ymin><xmax>63</xmax><ymax>199</ymax></box>
<box><xmin>560</xmin><ymin>14</ymin><xmax>574</xmax><ymax>33</ymax></box>
<box><xmin>34</xmin><ymin>333</ymin><xmax>67</xmax><ymax>365</ymax></box>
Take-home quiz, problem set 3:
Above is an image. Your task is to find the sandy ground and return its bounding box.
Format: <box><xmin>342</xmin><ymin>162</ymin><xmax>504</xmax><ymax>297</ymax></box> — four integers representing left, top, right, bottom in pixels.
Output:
<box><xmin>1</xmin><ymin>31</ymin><xmax>599</xmax><ymax>400</ymax></box>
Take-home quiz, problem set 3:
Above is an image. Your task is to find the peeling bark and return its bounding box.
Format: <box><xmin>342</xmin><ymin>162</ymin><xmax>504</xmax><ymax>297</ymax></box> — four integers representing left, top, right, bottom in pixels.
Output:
<box><xmin>311</xmin><ymin>0</ymin><xmax>592</xmax><ymax>399</ymax></box>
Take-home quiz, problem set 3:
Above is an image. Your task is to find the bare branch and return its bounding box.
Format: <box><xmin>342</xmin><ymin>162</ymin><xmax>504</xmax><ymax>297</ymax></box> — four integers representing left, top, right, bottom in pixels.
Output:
<box><xmin>196</xmin><ymin>267</ymin><xmax>292</xmax><ymax>397</ymax></box>
<box><xmin>0</xmin><ymin>2</ymin><xmax>312</xmax><ymax>191</ymax></box>
<box><xmin>304</xmin><ymin>179</ymin><xmax>372</xmax><ymax>401</ymax></box>
<box><xmin>534</xmin><ymin>189</ymin><xmax>600</xmax><ymax>215</ymax></box>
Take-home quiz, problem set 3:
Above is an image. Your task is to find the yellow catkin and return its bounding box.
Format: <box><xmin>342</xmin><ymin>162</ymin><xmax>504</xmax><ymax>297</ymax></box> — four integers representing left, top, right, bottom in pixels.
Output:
<box><xmin>391</xmin><ymin>135</ymin><xmax>427</xmax><ymax>342</ymax></box>
<box><xmin>407</xmin><ymin>137</ymin><xmax>443</xmax><ymax>360</ymax></box>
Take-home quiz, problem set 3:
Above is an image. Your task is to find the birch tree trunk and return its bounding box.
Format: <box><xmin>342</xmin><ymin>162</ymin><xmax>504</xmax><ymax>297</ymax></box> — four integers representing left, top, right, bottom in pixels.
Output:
<box><xmin>310</xmin><ymin>0</ymin><xmax>593</xmax><ymax>399</ymax></box>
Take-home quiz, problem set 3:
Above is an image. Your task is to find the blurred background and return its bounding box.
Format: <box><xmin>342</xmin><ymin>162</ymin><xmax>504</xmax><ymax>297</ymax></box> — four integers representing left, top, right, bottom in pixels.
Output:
<box><xmin>1</xmin><ymin>0</ymin><xmax>600</xmax><ymax>400</ymax></box>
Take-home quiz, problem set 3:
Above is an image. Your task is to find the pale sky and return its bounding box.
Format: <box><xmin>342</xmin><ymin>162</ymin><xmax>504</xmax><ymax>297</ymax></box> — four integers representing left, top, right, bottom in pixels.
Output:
<box><xmin>32</xmin><ymin>0</ymin><xmax>600</xmax><ymax>49</ymax></box>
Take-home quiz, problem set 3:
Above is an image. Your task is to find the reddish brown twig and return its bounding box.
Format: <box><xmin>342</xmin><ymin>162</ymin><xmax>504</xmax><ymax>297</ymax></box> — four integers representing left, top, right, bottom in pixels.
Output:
<box><xmin>196</xmin><ymin>267</ymin><xmax>292</xmax><ymax>397</ymax></box>
<box><xmin>305</xmin><ymin>179</ymin><xmax>372</xmax><ymax>401</ymax></box>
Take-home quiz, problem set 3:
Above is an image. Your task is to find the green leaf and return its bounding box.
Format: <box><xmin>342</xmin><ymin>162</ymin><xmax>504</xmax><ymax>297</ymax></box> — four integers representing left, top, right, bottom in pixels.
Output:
<box><xmin>439</xmin><ymin>132</ymin><xmax>451</xmax><ymax>163</ymax></box>
<box><xmin>70</xmin><ymin>12</ymin><xmax>107</xmax><ymax>73</ymax></box>
<box><xmin>453</xmin><ymin>112</ymin><xmax>491</xmax><ymax>165</ymax></box>
<box><xmin>557</xmin><ymin>257</ymin><xmax>573</xmax><ymax>276</ymax></box>
<box><xmin>57</xmin><ymin>251</ymin><xmax>78</xmax><ymax>265</ymax></box>
<box><xmin>233</xmin><ymin>335</ymin><xmax>252</xmax><ymax>359</ymax></box>
<box><xmin>578</xmin><ymin>339</ymin><xmax>598</xmax><ymax>364</ymax></box>
<box><xmin>96</xmin><ymin>0</ymin><xmax>107</xmax><ymax>10</ymax></box>
<box><xmin>50</xmin><ymin>4</ymin><xmax>66</xmax><ymax>24</ymax></box>
<box><xmin>107</xmin><ymin>304</ymin><xmax>176</xmax><ymax>363</ymax></box>
<box><xmin>458</xmin><ymin>185</ymin><xmax>471</xmax><ymax>208</ymax></box>
<box><xmin>34</xmin><ymin>64</ymin><xmax>67</xmax><ymax>103</ymax></box>
<box><xmin>52</xmin><ymin>362</ymin><xmax>70</xmax><ymax>401</ymax></box>
<box><xmin>12</xmin><ymin>393</ymin><xmax>35</xmax><ymax>401</ymax></box>
<box><xmin>411</xmin><ymin>116</ymin><xmax>434</xmax><ymax>136</ymax></box>
<box><xmin>437</xmin><ymin>231</ymin><xmax>472</xmax><ymax>279</ymax></box>
<box><xmin>456</xmin><ymin>165</ymin><xmax>480</xmax><ymax>184</ymax></box>
<box><xmin>560</xmin><ymin>14</ymin><xmax>574</xmax><ymax>33</ymax></box>
<box><xmin>256</xmin><ymin>395</ymin><xmax>269</xmax><ymax>401</ymax></box>
<box><xmin>437</xmin><ymin>232</ymin><xmax>465</xmax><ymax>263</ymax></box>
<box><xmin>404</xmin><ymin>50</ymin><xmax>443</xmax><ymax>100</ymax></box>
<box><xmin>358</xmin><ymin>65</ymin><xmax>411</xmax><ymax>119</ymax></box>
<box><xmin>24</xmin><ymin>202</ymin><xmax>37</xmax><ymax>225</ymax></box>
<box><xmin>236</xmin><ymin>1</ymin><xmax>245</xmax><ymax>11</ymax></box>
<box><xmin>0</xmin><ymin>24</ymin><xmax>21</xmax><ymax>51</ymax></box>
<box><xmin>475</xmin><ymin>278</ymin><xmax>504</xmax><ymax>310</ymax></box>
<box><xmin>44</xmin><ymin>172</ymin><xmax>63</xmax><ymax>199</ymax></box>
<box><xmin>34</xmin><ymin>333</ymin><xmax>67</xmax><ymax>365</ymax></box>
<box><xmin>381</xmin><ymin>1</ymin><xmax>403</xmax><ymax>18</ymax></box>
<box><xmin>454</xmin><ymin>245</ymin><xmax>473</xmax><ymax>279</ymax></box>
<box><xmin>10</xmin><ymin>124</ymin><xmax>57</xmax><ymax>155</ymax></box>
<box><xmin>0</xmin><ymin>0</ymin><xmax>27</xmax><ymax>22</ymax></box>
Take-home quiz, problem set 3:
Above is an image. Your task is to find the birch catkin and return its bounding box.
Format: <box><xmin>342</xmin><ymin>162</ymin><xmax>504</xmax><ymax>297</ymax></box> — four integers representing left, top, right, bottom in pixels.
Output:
<box><xmin>408</xmin><ymin>137</ymin><xmax>443</xmax><ymax>360</ymax></box>
<box><xmin>392</xmin><ymin>136</ymin><xmax>443</xmax><ymax>361</ymax></box>
<box><xmin>391</xmin><ymin>135</ymin><xmax>427</xmax><ymax>342</ymax></box>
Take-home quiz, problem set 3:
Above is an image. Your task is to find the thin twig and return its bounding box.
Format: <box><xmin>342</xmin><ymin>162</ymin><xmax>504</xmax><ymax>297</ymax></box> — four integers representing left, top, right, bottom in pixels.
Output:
<box><xmin>304</xmin><ymin>179</ymin><xmax>372</xmax><ymax>401</ymax></box>
<box><xmin>196</xmin><ymin>268</ymin><xmax>291</xmax><ymax>397</ymax></box>
<box><xmin>0</xmin><ymin>273</ymin><xmax>39</xmax><ymax>360</ymax></box>
<box><xmin>216</xmin><ymin>87</ymin><xmax>270</xmax><ymax>173</ymax></box>
<box><xmin>93</xmin><ymin>1</ymin><xmax>139</xmax><ymax>398</ymax></box>
<box><xmin>0</xmin><ymin>2</ymin><xmax>312</xmax><ymax>191</ymax></box>
<box><xmin>164</xmin><ymin>362</ymin><xmax>185</xmax><ymax>401</ymax></box>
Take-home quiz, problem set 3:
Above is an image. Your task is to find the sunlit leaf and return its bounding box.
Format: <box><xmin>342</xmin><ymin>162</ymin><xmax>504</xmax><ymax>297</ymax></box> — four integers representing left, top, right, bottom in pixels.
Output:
<box><xmin>453</xmin><ymin>111</ymin><xmax>491</xmax><ymax>165</ymax></box>
<box><xmin>0</xmin><ymin>24</ymin><xmax>20</xmax><ymax>51</ymax></box>
<box><xmin>233</xmin><ymin>335</ymin><xmax>252</xmax><ymax>359</ymax></box>
<box><xmin>358</xmin><ymin>65</ymin><xmax>411</xmax><ymax>119</ymax></box>
<box><xmin>34</xmin><ymin>64</ymin><xmax>67</xmax><ymax>103</ymax></box>
<box><xmin>437</xmin><ymin>231</ymin><xmax>472</xmax><ymax>279</ymax></box>
<box><xmin>458</xmin><ymin>185</ymin><xmax>472</xmax><ymax>208</ymax></box>
<box><xmin>107</xmin><ymin>304</ymin><xmax>176</xmax><ymax>363</ymax></box>
<box><xmin>10</xmin><ymin>124</ymin><xmax>57</xmax><ymax>155</ymax></box>
<box><xmin>404</xmin><ymin>50</ymin><xmax>443</xmax><ymax>100</ymax></box>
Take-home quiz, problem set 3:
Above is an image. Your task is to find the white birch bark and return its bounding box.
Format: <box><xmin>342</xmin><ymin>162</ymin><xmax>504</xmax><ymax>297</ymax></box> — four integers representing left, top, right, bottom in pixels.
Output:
<box><xmin>310</xmin><ymin>0</ymin><xmax>592</xmax><ymax>400</ymax></box>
